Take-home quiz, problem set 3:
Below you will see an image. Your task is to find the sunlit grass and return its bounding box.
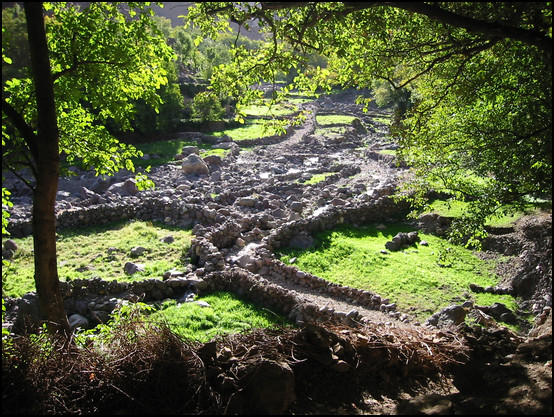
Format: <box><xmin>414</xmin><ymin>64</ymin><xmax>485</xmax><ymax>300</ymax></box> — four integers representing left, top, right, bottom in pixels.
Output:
<box><xmin>424</xmin><ymin>199</ymin><xmax>551</xmax><ymax>228</ymax></box>
<box><xmin>278</xmin><ymin>222</ymin><xmax>518</xmax><ymax>322</ymax></box>
<box><xmin>206</xmin><ymin>119</ymin><xmax>280</xmax><ymax>140</ymax></box>
<box><xmin>241</xmin><ymin>102</ymin><xmax>297</xmax><ymax>117</ymax></box>
<box><xmin>2</xmin><ymin>220</ymin><xmax>194</xmax><ymax>298</ymax></box>
<box><xmin>300</xmin><ymin>172</ymin><xmax>336</xmax><ymax>185</ymax></box>
<box><xmin>316</xmin><ymin>114</ymin><xmax>358</xmax><ymax>125</ymax></box>
<box><xmin>149</xmin><ymin>291</ymin><xmax>293</xmax><ymax>342</ymax></box>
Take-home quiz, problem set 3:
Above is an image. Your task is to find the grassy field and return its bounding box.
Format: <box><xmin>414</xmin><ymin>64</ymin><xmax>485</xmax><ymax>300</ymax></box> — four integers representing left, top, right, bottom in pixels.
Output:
<box><xmin>316</xmin><ymin>114</ymin><xmax>358</xmax><ymax>125</ymax></box>
<box><xmin>2</xmin><ymin>220</ymin><xmax>194</xmax><ymax>298</ymax></box>
<box><xmin>206</xmin><ymin>118</ymin><xmax>281</xmax><ymax>141</ymax></box>
<box><xmin>277</xmin><ymin>222</ymin><xmax>520</xmax><ymax>323</ymax></box>
<box><xmin>3</xmin><ymin>220</ymin><xmax>293</xmax><ymax>342</ymax></box>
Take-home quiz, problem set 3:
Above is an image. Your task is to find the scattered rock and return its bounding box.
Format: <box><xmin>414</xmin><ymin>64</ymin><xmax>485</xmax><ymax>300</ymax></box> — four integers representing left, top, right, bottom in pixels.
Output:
<box><xmin>124</xmin><ymin>262</ymin><xmax>145</xmax><ymax>275</ymax></box>
<box><xmin>106</xmin><ymin>178</ymin><xmax>139</xmax><ymax>196</ymax></box>
<box><xmin>130</xmin><ymin>246</ymin><xmax>147</xmax><ymax>257</ymax></box>
<box><xmin>181</xmin><ymin>153</ymin><xmax>210</xmax><ymax>175</ymax></box>
<box><xmin>68</xmin><ymin>313</ymin><xmax>89</xmax><ymax>330</ymax></box>
<box><xmin>425</xmin><ymin>305</ymin><xmax>467</xmax><ymax>328</ymax></box>
<box><xmin>385</xmin><ymin>231</ymin><xmax>420</xmax><ymax>251</ymax></box>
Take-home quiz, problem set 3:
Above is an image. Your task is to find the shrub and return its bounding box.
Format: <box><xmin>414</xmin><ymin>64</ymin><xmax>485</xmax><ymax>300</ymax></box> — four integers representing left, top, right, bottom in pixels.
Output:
<box><xmin>190</xmin><ymin>91</ymin><xmax>225</xmax><ymax>122</ymax></box>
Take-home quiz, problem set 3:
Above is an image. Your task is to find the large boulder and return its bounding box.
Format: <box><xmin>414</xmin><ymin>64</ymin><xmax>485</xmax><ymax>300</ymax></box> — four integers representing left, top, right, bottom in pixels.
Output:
<box><xmin>106</xmin><ymin>178</ymin><xmax>139</xmax><ymax>196</ymax></box>
<box><xmin>385</xmin><ymin>231</ymin><xmax>420</xmax><ymax>251</ymax></box>
<box><xmin>124</xmin><ymin>262</ymin><xmax>145</xmax><ymax>275</ymax></box>
<box><xmin>181</xmin><ymin>154</ymin><xmax>210</xmax><ymax>175</ymax></box>
<box><xmin>425</xmin><ymin>305</ymin><xmax>467</xmax><ymax>328</ymax></box>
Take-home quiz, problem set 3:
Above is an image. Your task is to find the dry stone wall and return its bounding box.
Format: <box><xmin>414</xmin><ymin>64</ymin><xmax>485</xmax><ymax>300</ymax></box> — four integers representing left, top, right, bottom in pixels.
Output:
<box><xmin>3</xmin><ymin>191</ymin><xmax>413</xmax><ymax>333</ymax></box>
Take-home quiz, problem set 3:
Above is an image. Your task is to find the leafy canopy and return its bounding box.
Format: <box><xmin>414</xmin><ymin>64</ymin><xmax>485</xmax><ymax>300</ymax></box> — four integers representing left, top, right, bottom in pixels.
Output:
<box><xmin>2</xmin><ymin>2</ymin><xmax>175</xmax><ymax>181</ymax></box>
<box><xmin>186</xmin><ymin>2</ymin><xmax>552</xmax><ymax>246</ymax></box>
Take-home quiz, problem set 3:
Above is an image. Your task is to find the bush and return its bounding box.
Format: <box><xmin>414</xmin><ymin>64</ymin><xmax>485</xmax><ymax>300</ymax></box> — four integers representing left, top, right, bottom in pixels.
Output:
<box><xmin>190</xmin><ymin>91</ymin><xmax>225</xmax><ymax>122</ymax></box>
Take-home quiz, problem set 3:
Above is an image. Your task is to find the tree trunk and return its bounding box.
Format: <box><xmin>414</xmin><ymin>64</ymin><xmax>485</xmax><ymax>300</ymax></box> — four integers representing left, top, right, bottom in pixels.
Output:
<box><xmin>24</xmin><ymin>2</ymin><xmax>71</xmax><ymax>337</ymax></box>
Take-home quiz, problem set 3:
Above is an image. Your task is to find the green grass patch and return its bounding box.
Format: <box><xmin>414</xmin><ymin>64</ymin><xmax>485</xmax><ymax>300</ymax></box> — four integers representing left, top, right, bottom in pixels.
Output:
<box><xmin>241</xmin><ymin>102</ymin><xmax>297</xmax><ymax>117</ymax></box>
<box><xmin>278</xmin><ymin>222</ymin><xmax>518</xmax><ymax>322</ymax></box>
<box><xmin>314</xmin><ymin>126</ymin><xmax>349</xmax><ymax>137</ymax></box>
<box><xmin>316</xmin><ymin>114</ymin><xmax>358</xmax><ymax>126</ymax></box>
<box><xmin>424</xmin><ymin>199</ymin><xmax>550</xmax><ymax>228</ymax></box>
<box><xmin>206</xmin><ymin>119</ymin><xmax>280</xmax><ymax>141</ymax></box>
<box><xmin>2</xmin><ymin>220</ymin><xmax>194</xmax><ymax>298</ymax></box>
<box><xmin>149</xmin><ymin>291</ymin><xmax>293</xmax><ymax>342</ymax></box>
<box><xmin>301</xmin><ymin>172</ymin><xmax>336</xmax><ymax>185</ymax></box>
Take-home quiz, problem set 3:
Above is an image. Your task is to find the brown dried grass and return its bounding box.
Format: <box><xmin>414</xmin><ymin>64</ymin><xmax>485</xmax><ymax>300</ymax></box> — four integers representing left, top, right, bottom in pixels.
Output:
<box><xmin>2</xmin><ymin>315</ymin><xmax>468</xmax><ymax>415</ymax></box>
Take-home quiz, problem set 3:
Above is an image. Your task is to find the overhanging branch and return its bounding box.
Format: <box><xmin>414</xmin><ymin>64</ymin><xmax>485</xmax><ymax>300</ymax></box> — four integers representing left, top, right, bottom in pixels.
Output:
<box><xmin>2</xmin><ymin>98</ymin><xmax>39</xmax><ymax>160</ymax></box>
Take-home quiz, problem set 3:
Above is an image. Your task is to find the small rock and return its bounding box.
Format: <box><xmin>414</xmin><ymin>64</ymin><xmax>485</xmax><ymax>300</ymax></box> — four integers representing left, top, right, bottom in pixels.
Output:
<box><xmin>124</xmin><ymin>262</ymin><xmax>145</xmax><ymax>275</ymax></box>
<box><xmin>130</xmin><ymin>246</ymin><xmax>147</xmax><ymax>257</ymax></box>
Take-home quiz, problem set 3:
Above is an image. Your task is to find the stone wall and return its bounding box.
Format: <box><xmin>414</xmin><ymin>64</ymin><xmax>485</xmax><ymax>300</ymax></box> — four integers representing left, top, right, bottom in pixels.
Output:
<box><xmin>3</xmin><ymin>193</ymin><xmax>413</xmax><ymax>334</ymax></box>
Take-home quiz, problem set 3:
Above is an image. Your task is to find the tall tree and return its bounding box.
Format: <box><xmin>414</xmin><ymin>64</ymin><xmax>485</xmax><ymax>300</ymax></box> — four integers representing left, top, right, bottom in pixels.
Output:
<box><xmin>187</xmin><ymin>2</ymin><xmax>552</xmax><ymax>245</ymax></box>
<box><xmin>2</xmin><ymin>2</ymin><xmax>174</xmax><ymax>335</ymax></box>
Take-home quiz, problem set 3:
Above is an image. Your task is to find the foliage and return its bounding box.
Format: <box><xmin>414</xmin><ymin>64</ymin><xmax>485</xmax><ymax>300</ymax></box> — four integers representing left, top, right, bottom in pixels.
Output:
<box><xmin>2</xmin><ymin>2</ymin><xmax>174</xmax><ymax>179</ymax></box>
<box><xmin>2</xmin><ymin>3</ymin><xmax>177</xmax><ymax>332</ymax></box>
<box><xmin>190</xmin><ymin>90</ymin><xmax>226</xmax><ymax>121</ymax></box>
<box><xmin>369</xmin><ymin>79</ymin><xmax>413</xmax><ymax>124</ymax></box>
<box><xmin>1</xmin><ymin>4</ymin><xmax>30</xmax><ymax>83</ymax></box>
<box><xmin>128</xmin><ymin>59</ymin><xmax>184</xmax><ymax>134</ymax></box>
<box><xmin>186</xmin><ymin>2</ymin><xmax>552</xmax><ymax>246</ymax></box>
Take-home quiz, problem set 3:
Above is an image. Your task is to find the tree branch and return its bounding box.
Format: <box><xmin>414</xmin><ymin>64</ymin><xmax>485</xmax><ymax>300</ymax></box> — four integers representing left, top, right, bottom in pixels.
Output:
<box><xmin>52</xmin><ymin>59</ymin><xmax>126</xmax><ymax>81</ymax></box>
<box><xmin>2</xmin><ymin>98</ymin><xmax>39</xmax><ymax>160</ymax></box>
<box><xmin>347</xmin><ymin>2</ymin><xmax>552</xmax><ymax>54</ymax></box>
<box><xmin>259</xmin><ymin>2</ymin><xmax>551</xmax><ymax>55</ymax></box>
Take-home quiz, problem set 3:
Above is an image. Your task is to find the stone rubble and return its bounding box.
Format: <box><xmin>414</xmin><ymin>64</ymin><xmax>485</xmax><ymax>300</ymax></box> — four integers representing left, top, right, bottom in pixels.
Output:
<box><xmin>2</xmin><ymin>90</ymin><xmax>547</xmax><ymax>335</ymax></box>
